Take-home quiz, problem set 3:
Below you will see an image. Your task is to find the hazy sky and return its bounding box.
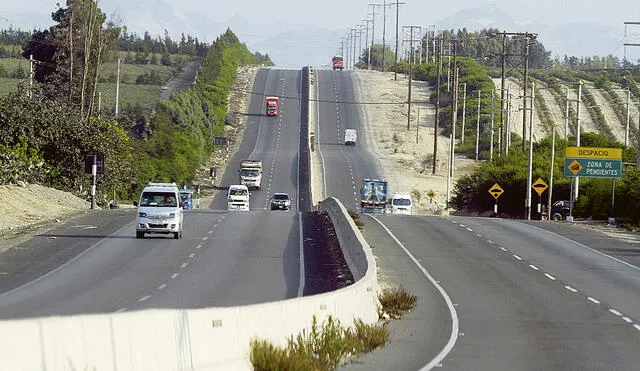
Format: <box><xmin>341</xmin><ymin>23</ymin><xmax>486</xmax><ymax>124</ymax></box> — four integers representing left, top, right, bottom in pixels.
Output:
<box><xmin>2</xmin><ymin>0</ymin><xmax>640</xmax><ymax>66</ymax></box>
<box><xmin>4</xmin><ymin>0</ymin><xmax>639</xmax><ymax>31</ymax></box>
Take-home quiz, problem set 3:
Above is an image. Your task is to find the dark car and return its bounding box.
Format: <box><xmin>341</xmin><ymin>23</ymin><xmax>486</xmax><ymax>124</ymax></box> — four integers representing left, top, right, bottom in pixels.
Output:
<box><xmin>270</xmin><ymin>193</ymin><xmax>291</xmax><ymax>211</ymax></box>
<box><xmin>551</xmin><ymin>200</ymin><xmax>572</xmax><ymax>221</ymax></box>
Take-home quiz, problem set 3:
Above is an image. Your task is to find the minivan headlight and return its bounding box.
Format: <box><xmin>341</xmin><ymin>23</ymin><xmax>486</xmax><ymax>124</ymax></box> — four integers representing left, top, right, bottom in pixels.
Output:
<box><xmin>138</xmin><ymin>212</ymin><xmax>147</xmax><ymax>217</ymax></box>
<box><xmin>168</xmin><ymin>213</ymin><xmax>176</xmax><ymax>218</ymax></box>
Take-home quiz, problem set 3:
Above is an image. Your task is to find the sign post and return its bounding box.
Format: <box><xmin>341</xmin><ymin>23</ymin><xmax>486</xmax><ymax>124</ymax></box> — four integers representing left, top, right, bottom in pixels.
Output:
<box><xmin>532</xmin><ymin>178</ymin><xmax>548</xmax><ymax>220</ymax></box>
<box><xmin>488</xmin><ymin>183</ymin><xmax>504</xmax><ymax>215</ymax></box>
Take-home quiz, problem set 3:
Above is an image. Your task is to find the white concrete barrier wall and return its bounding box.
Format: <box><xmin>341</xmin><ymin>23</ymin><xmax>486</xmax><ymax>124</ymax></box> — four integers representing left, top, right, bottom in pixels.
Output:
<box><xmin>0</xmin><ymin>67</ymin><xmax>380</xmax><ymax>371</ymax></box>
<box><xmin>0</xmin><ymin>272</ymin><xmax>377</xmax><ymax>370</ymax></box>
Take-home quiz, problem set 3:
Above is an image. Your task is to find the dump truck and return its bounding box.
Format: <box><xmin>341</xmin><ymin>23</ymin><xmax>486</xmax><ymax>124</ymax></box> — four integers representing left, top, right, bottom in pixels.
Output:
<box><xmin>265</xmin><ymin>96</ymin><xmax>279</xmax><ymax>116</ymax></box>
<box><xmin>238</xmin><ymin>159</ymin><xmax>263</xmax><ymax>190</ymax></box>
<box><xmin>360</xmin><ymin>179</ymin><xmax>388</xmax><ymax>213</ymax></box>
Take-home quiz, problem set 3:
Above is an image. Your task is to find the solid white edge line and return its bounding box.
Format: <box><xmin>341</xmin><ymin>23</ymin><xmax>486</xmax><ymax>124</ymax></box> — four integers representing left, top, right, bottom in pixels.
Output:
<box><xmin>316</xmin><ymin>70</ymin><xmax>327</xmax><ymax>199</ymax></box>
<box><xmin>523</xmin><ymin>222</ymin><xmax>640</xmax><ymax>272</ymax></box>
<box><xmin>367</xmin><ymin>215</ymin><xmax>459</xmax><ymax>371</ymax></box>
<box><xmin>297</xmin><ymin>211</ymin><xmax>305</xmax><ymax>297</ymax></box>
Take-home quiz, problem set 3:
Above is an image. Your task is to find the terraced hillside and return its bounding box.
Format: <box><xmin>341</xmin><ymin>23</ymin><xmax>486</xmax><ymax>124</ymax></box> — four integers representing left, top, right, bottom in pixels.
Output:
<box><xmin>492</xmin><ymin>72</ymin><xmax>640</xmax><ymax>147</ymax></box>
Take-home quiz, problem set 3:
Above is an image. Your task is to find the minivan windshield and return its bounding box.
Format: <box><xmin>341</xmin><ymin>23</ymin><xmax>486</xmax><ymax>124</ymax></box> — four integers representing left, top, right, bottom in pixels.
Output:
<box><xmin>229</xmin><ymin>189</ymin><xmax>248</xmax><ymax>196</ymax></box>
<box><xmin>140</xmin><ymin>192</ymin><xmax>178</xmax><ymax>207</ymax></box>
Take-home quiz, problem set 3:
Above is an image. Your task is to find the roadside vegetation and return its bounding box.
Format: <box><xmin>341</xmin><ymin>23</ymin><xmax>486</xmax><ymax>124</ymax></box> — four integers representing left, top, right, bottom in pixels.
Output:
<box><xmin>250</xmin><ymin>286</ymin><xmax>416</xmax><ymax>370</ymax></box>
<box><xmin>0</xmin><ymin>1</ymin><xmax>271</xmax><ymax>204</ymax></box>
<box><xmin>357</xmin><ymin>28</ymin><xmax>640</xmax><ymax>228</ymax></box>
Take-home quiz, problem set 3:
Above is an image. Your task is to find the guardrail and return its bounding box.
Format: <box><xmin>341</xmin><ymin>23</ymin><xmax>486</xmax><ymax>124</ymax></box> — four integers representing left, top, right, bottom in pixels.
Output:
<box><xmin>0</xmin><ymin>66</ymin><xmax>379</xmax><ymax>371</ymax></box>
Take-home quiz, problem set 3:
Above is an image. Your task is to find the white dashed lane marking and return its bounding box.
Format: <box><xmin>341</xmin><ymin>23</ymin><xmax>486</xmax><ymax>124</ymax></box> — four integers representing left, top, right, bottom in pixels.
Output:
<box><xmin>587</xmin><ymin>297</ymin><xmax>601</xmax><ymax>304</ymax></box>
<box><xmin>157</xmin><ymin>284</ymin><xmax>167</xmax><ymax>290</ymax></box>
<box><xmin>138</xmin><ymin>295</ymin><xmax>151</xmax><ymax>302</ymax></box>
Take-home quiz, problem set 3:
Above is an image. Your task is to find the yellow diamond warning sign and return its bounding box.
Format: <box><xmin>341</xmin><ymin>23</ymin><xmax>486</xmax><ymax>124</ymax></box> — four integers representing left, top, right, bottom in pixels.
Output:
<box><xmin>568</xmin><ymin>159</ymin><xmax>583</xmax><ymax>175</ymax></box>
<box><xmin>427</xmin><ymin>190</ymin><xmax>436</xmax><ymax>199</ymax></box>
<box><xmin>488</xmin><ymin>183</ymin><xmax>504</xmax><ymax>200</ymax></box>
<box><xmin>531</xmin><ymin>178</ymin><xmax>548</xmax><ymax>196</ymax></box>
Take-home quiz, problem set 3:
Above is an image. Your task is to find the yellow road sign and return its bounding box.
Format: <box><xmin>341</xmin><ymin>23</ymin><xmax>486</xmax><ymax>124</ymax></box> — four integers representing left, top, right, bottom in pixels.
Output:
<box><xmin>427</xmin><ymin>190</ymin><xmax>436</xmax><ymax>199</ymax></box>
<box><xmin>567</xmin><ymin>159</ymin><xmax>583</xmax><ymax>175</ymax></box>
<box><xmin>565</xmin><ymin>147</ymin><xmax>622</xmax><ymax>160</ymax></box>
<box><xmin>531</xmin><ymin>178</ymin><xmax>548</xmax><ymax>196</ymax></box>
<box><xmin>488</xmin><ymin>183</ymin><xmax>504</xmax><ymax>200</ymax></box>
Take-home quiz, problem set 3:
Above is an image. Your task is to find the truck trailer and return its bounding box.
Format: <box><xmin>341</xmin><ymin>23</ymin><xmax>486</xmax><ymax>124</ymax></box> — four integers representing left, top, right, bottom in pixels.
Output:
<box><xmin>238</xmin><ymin>159</ymin><xmax>263</xmax><ymax>190</ymax></box>
<box><xmin>360</xmin><ymin>178</ymin><xmax>388</xmax><ymax>213</ymax></box>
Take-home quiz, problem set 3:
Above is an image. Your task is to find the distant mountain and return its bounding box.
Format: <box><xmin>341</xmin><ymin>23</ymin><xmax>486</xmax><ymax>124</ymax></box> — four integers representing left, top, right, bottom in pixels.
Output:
<box><xmin>7</xmin><ymin>1</ymin><xmax>634</xmax><ymax>67</ymax></box>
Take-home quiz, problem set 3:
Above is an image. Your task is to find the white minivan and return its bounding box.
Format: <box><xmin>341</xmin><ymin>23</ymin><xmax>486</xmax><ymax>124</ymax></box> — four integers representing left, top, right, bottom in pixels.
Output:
<box><xmin>134</xmin><ymin>182</ymin><xmax>184</xmax><ymax>239</ymax></box>
<box><xmin>391</xmin><ymin>193</ymin><xmax>413</xmax><ymax>215</ymax></box>
<box><xmin>227</xmin><ymin>184</ymin><xmax>250</xmax><ymax>211</ymax></box>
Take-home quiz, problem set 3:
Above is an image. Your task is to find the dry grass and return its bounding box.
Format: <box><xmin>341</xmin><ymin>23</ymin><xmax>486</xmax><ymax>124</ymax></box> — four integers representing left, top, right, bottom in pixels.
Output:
<box><xmin>250</xmin><ymin>315</ymin><xmax>389</xmax><ymax>370</ymax></box>
<box><xmin>378</xmin><ymin>286</ymin><xmax>417</xmax><ymax>320</ymax></box>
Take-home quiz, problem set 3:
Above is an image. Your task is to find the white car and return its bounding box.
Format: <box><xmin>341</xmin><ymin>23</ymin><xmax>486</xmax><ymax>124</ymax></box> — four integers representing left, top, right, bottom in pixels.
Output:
<box><xmin>135</xmin><ymin>182</ymin><xmax>184</xmax><ymax>239</ymax></box>
<box><xmin>270</xmin><ymin>193</ymin><xmax>291</xmax><ymax>210</ymax></box>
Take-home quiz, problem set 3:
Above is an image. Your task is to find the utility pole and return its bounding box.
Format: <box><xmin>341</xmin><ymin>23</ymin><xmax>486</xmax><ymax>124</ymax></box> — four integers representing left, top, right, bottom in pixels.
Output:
<box><xmin>363</xmin><ymin>18</ymin><xmax>372</xmax><ymax>70</ymax></box>
<box><xmin>404</xmin><ymin>25</ymin><xmax>421</xmax><ymax>130</ymax></box>
<box><xmin>574</xmin><ymin>80</ymin><xmax>583</xmax><ymax>201</ymax></box>
<box><xmin>564</xmin><ymin>85</ymin><xmax>570</xmax><ymax>139</ymax></box>
<box><xmin>115</xmin><ymin>58</ymin><xmax>121</xmax><ymax>116</ymax></box>
<box><xmin>432</xmin><ymin>38</ymin><xmax>442</xmax><ymax>174</ymax></box>
<box><xmin>476</xmin><ymin>90</ymin><xmax>481</xmax><ymax>161</ymax></box>
<box><xmin>521</xmin><ymin>34</ymin><xmax>534</xmax><ymax>153</ymax></box>
<box><xmin>391</xmin><ymin>0</ymin><xmax>405</xmax><ymax>80</ymax></box>
<box><xmin>490</xmin><ymin>92</ymin><xmax>495</xmax><ymax>162</ymax></box>
<box><xmin>28</xmin><ymin>54</ymin><xmax>34</xmax><ymax>98</ymax></box>
<box><xmin>525</xmin><ymin>82</ymin><xmax>535</xmax><ymax>220</ymax></box>
<box><xmin>369</xmin><ymin>3</ymin><xmax>377</xmax><ymax>70</ymax></box>
<box><xmin>446</xmin><ymin>40</ymin><xmax>459</xmax><ymax>207</ymax></box>
<box><xmin>499</xmin><ymin>32</ymin><xmax>507</xmax><ymax>155</ymax></box>
<box><xmin>381</xmin><ymin>0</ymin><xmax>387</xmax><ymax>71</ymax></box>
<box><xmin>460</xmin><ymin>82</ymin><xmax>467</xmax><ymax>143</ymax></box>
<box><xmin>492</xmin><ymin>31</ymin><xmax>537</xmax><ymax>155</ymax></box>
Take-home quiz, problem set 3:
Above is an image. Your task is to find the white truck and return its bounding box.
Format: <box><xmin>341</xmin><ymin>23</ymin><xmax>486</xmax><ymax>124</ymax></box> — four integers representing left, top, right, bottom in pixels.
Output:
<box><xmin>238</xmin><ymin>159</ymin><xmax>263</xmax><ymax>190</ymax></box>
<box><xmin>227</xmin><ymin>184</ymin><xmax>250</xmax><ymax>211</ymax></box>
<box><xmin>344</xmin><ymin>129</ymin><xmax>357</xmax><ymax>146</ymax></box>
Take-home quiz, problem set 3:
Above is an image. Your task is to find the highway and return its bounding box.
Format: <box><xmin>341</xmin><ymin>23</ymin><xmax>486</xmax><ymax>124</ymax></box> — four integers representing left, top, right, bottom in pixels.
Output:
<box><xmin>314</xmin><ymin>70</ymin><xmax>640</xmax><ymax>370</ymax></box>
<box><xmin>0</xmin><ymin>67</ymin><xmax>306</xmax><ymax>319</ymax></box>
<box><xmin>1</xmin><ymin>66</ymin><xmax>639</xmax><ymax>369</ymax></box>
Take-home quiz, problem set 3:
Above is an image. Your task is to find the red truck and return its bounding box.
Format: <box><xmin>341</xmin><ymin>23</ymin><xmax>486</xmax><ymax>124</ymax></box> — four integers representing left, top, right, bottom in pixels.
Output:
<box><xmin>332</xmin><ymin>55</ymin><xmax>344</xmax><ymax>71</ymax></box>
<box><xmin>265</xmin><ymin>96</ymin><xmax>279</xmax><ymax>116</ymax></box>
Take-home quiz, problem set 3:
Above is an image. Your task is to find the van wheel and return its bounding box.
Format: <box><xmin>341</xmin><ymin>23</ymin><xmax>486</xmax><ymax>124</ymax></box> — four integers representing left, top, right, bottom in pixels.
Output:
<box><xmin>136</xmin><ymin>232</ymin><xmax>144</xmax><ymax>239</ymax></box>
<box><xmin>173</xmin><ymin>231</ymin><xmax>180</xmax><ymax>239</ymax></box>
<box><xmin>552</xmin><ymin>213</ymin><xmax>563</xmax><ymax>222</ymax></box>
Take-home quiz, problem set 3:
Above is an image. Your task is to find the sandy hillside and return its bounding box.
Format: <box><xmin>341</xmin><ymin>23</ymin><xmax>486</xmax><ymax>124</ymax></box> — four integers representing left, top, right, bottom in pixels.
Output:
<box><xmin>354</xmin><ymin>70</ymin><xmax>480</xmax><ymax>214</ymax></box>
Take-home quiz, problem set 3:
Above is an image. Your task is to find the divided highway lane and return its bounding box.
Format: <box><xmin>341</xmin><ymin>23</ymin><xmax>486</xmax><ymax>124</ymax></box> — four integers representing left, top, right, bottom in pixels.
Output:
<box><xmin>345</xmin><ymin>215</ymin><xmax>640</xmax><ymax>370</ymax></box>
<box><xmin>315</xmin><ymin>69</ymin><xmax>379</xmax><ymax>208</ymax></box>
<box><xmin>0</xmin><ymin>67</ymin><xmax>308</xmax><ymax>319</ymax></box>
<box><xmin>210</xmin><ymin>67</ymin><xmax>301</xmax><ymax>211</ymax></box>
<box><xmin>0</xmin><ymin>209</ymin><xmax>302</xmax><ymax>319</ymax></box>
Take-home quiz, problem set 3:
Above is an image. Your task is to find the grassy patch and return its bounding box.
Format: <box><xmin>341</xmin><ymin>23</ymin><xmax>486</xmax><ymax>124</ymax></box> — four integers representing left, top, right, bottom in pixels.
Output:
<box><xmin>347</xmin><ymin>209</ymin><xmax>364</xmax><ymax>230</ymax></box>
<box><xmin>250</xmin><ymin>315</ymin><xmax>389</xmax><ymax>370</ymax></box>
<box><xmin>378</xmin><ymin>285</ymin><xmax>417</xmax><ymax>319</ymax></box>
<box><xmin>0</xmin><ymin>77</ymin><xmax>21</xmax><ymax>96</ymax></box>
